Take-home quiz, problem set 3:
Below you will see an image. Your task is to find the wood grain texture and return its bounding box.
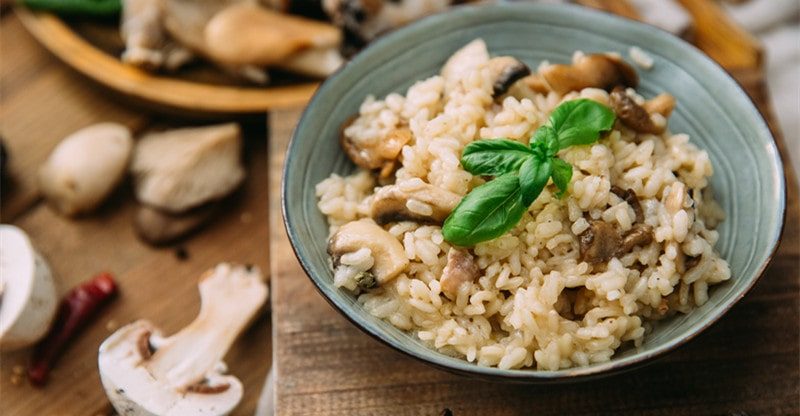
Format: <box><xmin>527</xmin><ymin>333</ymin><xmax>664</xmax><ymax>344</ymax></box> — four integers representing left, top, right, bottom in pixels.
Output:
<box><xmin>0</xmin><ymin>16</ymin><xmax>272</xmax><ymax>415</ymax></box>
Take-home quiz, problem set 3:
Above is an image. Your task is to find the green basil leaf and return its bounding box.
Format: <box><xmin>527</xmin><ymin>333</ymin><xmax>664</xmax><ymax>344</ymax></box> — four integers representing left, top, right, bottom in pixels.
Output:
<box><xmin>460</xmin><ymin>139</ymin><xmax>535</xmax><ymax>175</ymax></box>
<box><xmin>549</xmin><ymin>99</ymin><xmax>616</xmax><ymax>149</ymax></box>
<box><xmin>550</xmin><ymin>157</ymin><xmax>573</xmax><ymax>198</ymax></box>
<box><xmin>442</xmin><ymin>174</ymin><xmax>527</xmax><ymax>247</ymax></box>
<box><xmin>519</xmin><ymin>157</ymin><xmax>552</xmax><ymax>206</ymax></box>
<box><xmin>530</xmin><ymin>125</ymin><xmax>559</xmax><ymax>157</ymax></box>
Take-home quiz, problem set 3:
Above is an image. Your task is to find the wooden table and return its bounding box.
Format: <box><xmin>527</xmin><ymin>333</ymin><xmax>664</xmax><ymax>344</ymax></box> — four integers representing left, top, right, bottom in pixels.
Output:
<box><xmin>0</xmin><ymin>12</ymin><xmax>271</xmax><ymax>415</ymax></box>
<box><xmin>2</xmin><ymin>1</ymin><xmax>799</xmax><ymax>415</ymax></box>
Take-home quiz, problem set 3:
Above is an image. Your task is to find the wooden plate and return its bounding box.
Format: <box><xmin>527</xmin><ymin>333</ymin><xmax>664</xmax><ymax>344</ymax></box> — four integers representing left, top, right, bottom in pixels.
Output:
<box><xmin>16</xmin><ymin>9</ymin><xmax>319</xmax><ymax>114</ymax></box>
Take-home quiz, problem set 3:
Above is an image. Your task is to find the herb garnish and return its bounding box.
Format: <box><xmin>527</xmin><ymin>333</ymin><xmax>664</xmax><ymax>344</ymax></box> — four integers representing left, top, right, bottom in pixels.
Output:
<box><xmin>442</xmin><ymin>99</ymin><xmax>616</xmax><ymax>247</ymax></box>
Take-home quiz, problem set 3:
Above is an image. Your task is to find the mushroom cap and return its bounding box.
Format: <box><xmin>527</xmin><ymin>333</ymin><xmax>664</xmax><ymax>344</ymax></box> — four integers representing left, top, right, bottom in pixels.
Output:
<box><xmin>99</xmin><ymin>321</ymin><xmax>243</xmax><ymax>416</ymax></box>
<box><xmin>371</xmin><ymin>182</ymin><xmax>461</xmax><ymax>225</ymax></box>
<box><xmin>328</xmin><ymin>219</ymin><xmax>408</xmax><ymax>285</ymax></box>
<box><xmin>0</xmin><ymin>225</ymin><xmax>58</xmax><ymax>352</ymax></box>
<box><xmin>131</xmin><ymin>123</ymin><xmax>245</xmax><ymax>213</ymax></box>
<box><xmin>204</xmin><ymin>3</ymin><xmax>341</xmax><ymax>67</ymax></box>
<box><xmin>38</xmin><ymin>122</ymin><xmax>133</xmax><ymax>216</ymax></box>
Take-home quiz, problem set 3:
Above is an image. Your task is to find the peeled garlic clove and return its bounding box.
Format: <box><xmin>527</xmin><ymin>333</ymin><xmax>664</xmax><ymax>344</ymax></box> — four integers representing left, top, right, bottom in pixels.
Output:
<box><xmin>38</xmin><ymin>123</ymin><xmax>133</xmax><ymax>216</ymax></box>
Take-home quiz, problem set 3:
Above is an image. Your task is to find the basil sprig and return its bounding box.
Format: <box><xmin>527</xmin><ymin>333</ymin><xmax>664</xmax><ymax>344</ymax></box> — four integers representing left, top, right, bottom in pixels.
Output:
<box><xmin>442</xmin><ymin>99</ymin><xmax>615</xmax><ymax>247</ymax></box>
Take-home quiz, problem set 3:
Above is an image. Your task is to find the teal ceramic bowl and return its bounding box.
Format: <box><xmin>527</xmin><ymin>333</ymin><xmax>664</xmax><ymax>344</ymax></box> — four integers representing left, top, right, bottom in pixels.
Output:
<box><xmin>282</xmin><ymin>3</ymin><xmax>786</xmax><ymax>381</ymax></box>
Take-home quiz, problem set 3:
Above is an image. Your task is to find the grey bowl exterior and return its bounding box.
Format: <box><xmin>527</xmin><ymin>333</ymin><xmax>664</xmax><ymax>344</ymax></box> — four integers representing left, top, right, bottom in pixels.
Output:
<box><xmin>282</xmin><ymin>3</ymin><xmax>786</xmax><ymax>381</ymax></box>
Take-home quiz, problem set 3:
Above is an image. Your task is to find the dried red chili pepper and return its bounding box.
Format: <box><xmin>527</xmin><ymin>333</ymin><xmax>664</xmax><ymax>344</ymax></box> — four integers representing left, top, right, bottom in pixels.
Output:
<box><xmin>28</xmin><ymin>272</ymin><xmax>118</xmax><ymax>386</ymax></box>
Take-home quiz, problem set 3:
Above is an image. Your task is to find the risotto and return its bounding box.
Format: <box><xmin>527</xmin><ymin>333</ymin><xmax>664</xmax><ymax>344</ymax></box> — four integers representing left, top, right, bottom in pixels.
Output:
<box><xmin>315</xmin><ymin>39</ymin><xmax>730</xmax><ymax>370</ymax></box>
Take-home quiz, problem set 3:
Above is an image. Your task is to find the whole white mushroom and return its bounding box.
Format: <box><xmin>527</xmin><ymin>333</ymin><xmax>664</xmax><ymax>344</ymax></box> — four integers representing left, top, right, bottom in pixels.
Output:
<box><xmin>0</xmin><ymin>225</ymin><xmax>58</xmax><ymax>352</ymax></box>
<box><xmin>38</xmin><ymin>123</ymin><xmax>133</xmax><ymax>216</ymax></box>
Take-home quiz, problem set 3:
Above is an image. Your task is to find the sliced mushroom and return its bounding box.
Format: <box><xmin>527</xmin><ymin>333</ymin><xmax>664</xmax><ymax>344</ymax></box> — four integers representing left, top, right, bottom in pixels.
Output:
<box><xmin>487</xmin><ymin>56</ymin><xmax>531</xmax><ymax>98</ymax></box>
<box><xmin>0</xmin><ymin>225</ymin><xmax>58</xmax><ymax>352</ymax></box>
<box><xmin>340</xmin><ymin>121</ymin><xmax>412</xmax><ymax>174</ymax></box>
<box><xmin>619</xmin><ymin>224</ymin><xmax>654</xmax><ymax>254</ymax></box>
<box><xmin>38</xmin><ymin>123</ymin><xmax>133</xmax><ymax>216</ymax></box>
<box><xmin>521</xmin><ymin>73</ymin><xmax>551</xmax><ymax>94</ymax></box>
<box><xmin>131</xmin><ymin>123</ymin><xmax>245</xmax><ymax>213</ymax></box>
<box><xmin>611</xmin><ymin>185</ymin><xmax>644</xmax><ymax>223</ymax></box>
<box><xmin>98</xmin><ymin>263</ymin><xmax>268</xmax><ymax>416</ymax></box>
<box><xmin>328</xmin><ymin>219</ymin><xmax>408</xmax><ymax>286</ymax></box>
<box><xmin>539</xmin><ymin>54</ymin><xmax>638</xmax><ymax>95</ymax></box>
<box><xmin>609</xmin><ymin>86</ymin><xmax>665</xmax><ymax>134</ymax></box>
<box><xmin>371</xmin><ymin>182</ymin><xmax>461</xmax><ymax>225</ymax></box>
<box><xmin>204</xmin><ymin>3</ymin><xmax>342</xmax><ymax>72</ymax></box>
<box><xmin>134</xmin><ymin>203</ymin><xmax>221</xmax><ymax>246</ymax></box>
<box><xmin>579</xmin><ymin>220</ymin><xmax>622</xmax><ymax>264</ymax></box>
<box><xmin>643</xmin><ymin>93</ymin><xmax>676</xmax><ymax>117</ymax></box>
<box><xmin>440</xmin><ymin>248</ymin><xmax>479</xmax><ymax>298</ymax></box>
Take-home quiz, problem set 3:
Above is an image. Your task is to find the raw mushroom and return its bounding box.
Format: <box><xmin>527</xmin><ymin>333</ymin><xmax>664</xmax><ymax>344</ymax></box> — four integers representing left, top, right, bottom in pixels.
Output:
<box><xmin>539</xmin><ymin>53</ymin><xmax>639</xmax><ymax>95</ymax></box>
<box><xmin>38</xmin><ymin>123</ymin><xmax>133</xmax><ymax>216</ymax></box>
<box><xmin>131</xmin><ymin>123</ymin><xmax>245</xmax><ymax>213</ymax></box>
<box><xmin>120</xmin><ymin>0</ymin><xmax>167</xmax><ymax>69</ymax></box>
<box><xmin>370</xmin><ymin>182</ymin><xmax>461</xmax><ymax>225</ymax></box>
<box><xmin>487</xmin><ymin>56</ymin><xmax>531</xmax><ymax>98</ymax></box>
<box><xmin>328</xmin><ymin>219</ymin><xmax>408</xmax><ymax>287</ymax></box>
<box><xmin>609</xmin><ymin>86</ymin><xmax>664</xmax><ymax>134</ymax></box>
<box><xmin>340</xmin><ymin>121</ymin><xmax>412</xmax><ymax>175</ymax></box>
<box><xmin>323</xmin><ymin>0</ymin><xmax>453</xmax><ymax>45</ymax></box>
<box><xmin>204</xmin><ymin>3</ymin><xmax>343</xmax><ymax>77</ymax></box>
<box><xmin>98</xmin><ymin>263</ymin><xmax>268</xmax><ymax>416</ymax></box>
<box><xmin>134</xmin><ymin>203</ymin><xmax>221</xmax><ymax>246</ymax></box>
<box><xmin>0</xmin><ymin>225</ymin><xmax>58</xmax><ymax>352</ymax></box>
<box><xmin>440</xmin><ymin>248</ymin><xmax>479</xmax><ymax>298</ymax></box>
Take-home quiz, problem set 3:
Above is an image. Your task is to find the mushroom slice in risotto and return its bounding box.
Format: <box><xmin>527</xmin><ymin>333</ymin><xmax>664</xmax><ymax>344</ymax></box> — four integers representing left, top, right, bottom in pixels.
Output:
<box><xmin>486</xmin><ymin>56</ymin><xmax>531</xmax><ymax>98</ymax></box>
<box><xmin>539</xmin><ymin>53</ymin><xmax>638</xmax><ymax>95</ymax></box>
<box><xmin>440</xmin><ymin>248</ymin><xmax>479</xmax><ymax>298</ymax></box>
<box><xmin>579</xmin><ymin>220</ymin><xmax>655</xmax><ymax>263</ymax></box>
<box><xmin>611</xmin><ymin>185</ymin><xmax>644</xmax><ymax>223</ymax></box>
<box><xmin>609</xmin><ymin>86</ymin><xmax>664</xmax><ymax>134</ymax></box>
<box><xmin>340</xmin><ymin>119</ymin><xmax>412</xmax><ymax>177</ymax></box>
<box><xmin>371</xmin><ymin>182</ymin><xmax>461</xmax><ymax>225</ymax></box>
<box><xmin>619</xmin><ymin>224</ymin><xmax>654</xmax><ymax>254</ymax></box>
<box><xmin>328</xmin><ymin>219</ymin><xmax>408</xmax><ymax>287</ymax></box>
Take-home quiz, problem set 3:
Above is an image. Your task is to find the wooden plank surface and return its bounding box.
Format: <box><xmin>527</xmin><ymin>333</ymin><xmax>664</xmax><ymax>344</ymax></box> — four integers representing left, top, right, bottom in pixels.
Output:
<box><xmin>0</xmin><ymin>13</ymin><xmax>272</xmax><ymax>416</ymax></box>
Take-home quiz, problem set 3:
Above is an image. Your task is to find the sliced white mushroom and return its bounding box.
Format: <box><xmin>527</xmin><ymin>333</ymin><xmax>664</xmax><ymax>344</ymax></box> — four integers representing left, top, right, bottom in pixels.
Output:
<box><xmin>328</xmin><ymin>219</ymin><xmax>408</xmax><ymax>287</ymax></box>
<box><xmin>98</xmin><ymin>263</ymin><xmax>268</xmax><ymax>416</ymax></box>
<box><xmin>0</xmin><ymin>225</ymin><xmax>58</xmax><ymax>352</ymax></box>
<box><xmin>539</xmin><ymin>53</ymin><xmax>639</xmax><ymax>95</ymax></box>
<box><xmin>131</xmin><ymin>123</ymin><xmax>245</xmax><ymax>213</ymax></box>
<box><xmin>440</xmin><ymin>248</ymin><xmax>479</xmax><ymax>298</ymax></box>
<box><xmin>370</xmin><ymin>182</ymin><xmax>461</xmax><ymax>225</ymax></box>
<box><xmin>204</xmin><ymin>3</ymin><xmax>342</xmax><ymax>74</ymax></box>
<box><xmin>340</xmin><ymin>124</ymin><xmax>411</xmax><ymax>175</ymax></box>
<box><xmin>486</xmin><ymin>56</ymin><xmax>531</xmax><ymax>98</ymax></box>
<box><xmin>38</xmin><ymin>123</ymin><xmax>133</xmax><ymax>216</ymax></box>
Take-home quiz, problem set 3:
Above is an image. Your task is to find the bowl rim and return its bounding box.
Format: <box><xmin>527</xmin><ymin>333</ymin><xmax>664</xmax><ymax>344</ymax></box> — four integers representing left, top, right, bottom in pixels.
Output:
<box><xmin>282</xmin><ymin>2</ymin><xmax>788</xmax><ymax>382</ymax></box>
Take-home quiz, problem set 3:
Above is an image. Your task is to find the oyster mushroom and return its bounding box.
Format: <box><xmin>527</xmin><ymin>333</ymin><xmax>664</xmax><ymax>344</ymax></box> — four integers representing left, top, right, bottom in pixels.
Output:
<box><xmin>487</xmin><ymin>56</ymin><xmax>531</xmax><ymax>98</ymax></box>
<box><xmin>38</xmin><ymin>123</ymin><xmax>133</xmax><ymax>216</ymax></box>
<box><xmin>134</xmin><ymin>203</ymin><xmax>221</xmax><ymax>246</ymax></box>
<box><xmin>370</xmin><ymin>182</ymin><xmax>461</xmax><ymax>225</ymax></box>
<box><xmin>120</xmin><ymin>0</ymin><xmax>167</xmax><ymax>69</ymax></box>
<box><xmin>131</xmin><ymin>123</ymin><xmax>245</xmax><ymax>213</ymax></box>
<box><xmin>609</xmin><ymin>86</ymin><xmax>664</xmax><ymax>134</ymax></box>
<box><xmin>0</xmin><ymin>225</ymin><xmax>58</xmax><ymax>352</ymax></box>
<box><xmin>323</xmin><ymin>0</ymin><xmax>453</xmax><ymax>44</ymax></box>
<box><xmin>340</xmin><ymin>122</ymin><xmax>412</xmax><ymax>175</ymax></box>
<box><xmin>440</xmin><ymin>248</ymin><xmax>479</xmax><ymax>298</ymax></box>
<box><xmin>204</xmin><ymin>3</ymin><xmax>343</xmax><ymax>76</ymax></box>
<box><xmin>539</xmin><ymin>53</ymin><xmax>638</xmax><ymax>95</ymax></box>
<box><xmin>98</xmin><ymin>263</ymin><xmax>268</xmax><ymax>416</ymax></box>
<box><xmin>328</xmin><ymin>219</ymin><xmax>408</xmax><ymax>287</ymax></box>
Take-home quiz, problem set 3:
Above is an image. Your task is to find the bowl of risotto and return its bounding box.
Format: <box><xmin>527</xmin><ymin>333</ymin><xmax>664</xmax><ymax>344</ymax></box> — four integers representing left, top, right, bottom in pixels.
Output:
<box><xmin>282</xmin><ymin>3</ymin><xmax>786</xmax><ymax>380</ymax></box>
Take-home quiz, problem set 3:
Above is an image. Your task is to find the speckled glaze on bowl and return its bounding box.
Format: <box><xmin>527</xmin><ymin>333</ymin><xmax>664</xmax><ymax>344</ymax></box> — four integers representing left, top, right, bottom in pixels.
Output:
<box><xmin>282</xmin><ymin>3</ymin><xmax>786</xmax><ymax>381</ymax></box>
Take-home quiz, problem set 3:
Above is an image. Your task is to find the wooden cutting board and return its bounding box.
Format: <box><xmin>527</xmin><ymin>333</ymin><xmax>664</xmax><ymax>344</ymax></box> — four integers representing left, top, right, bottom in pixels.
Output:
<box><xmin>268</xmin><ymin>3</ymin><xmax>799</xmax><ymax>415</ymax></box>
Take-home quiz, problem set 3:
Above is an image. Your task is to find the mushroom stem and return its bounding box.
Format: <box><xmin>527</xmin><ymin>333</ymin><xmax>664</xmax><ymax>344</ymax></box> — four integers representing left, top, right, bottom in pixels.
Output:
<box><xmin>144</xmin><ymin>264</ymin><xmax>267</xmax><ymax>391</ymax></box>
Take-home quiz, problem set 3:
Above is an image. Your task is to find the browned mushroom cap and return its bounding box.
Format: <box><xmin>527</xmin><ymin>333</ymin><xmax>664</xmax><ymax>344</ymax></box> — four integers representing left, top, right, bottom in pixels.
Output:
<box><xmin>619</xmin><ymin>224</ymin><xmax>654</xmax><ymax>254</ymax></box>
<box><xmin>609</xmin><ymin>87</ymin><xmax>664</xmax><ymax>134</ymax></box>
<box><xmin>579</xmin><ymin>220</ymin><xmax>622</xmax><ymax>264</ymax></box>
<box><xmin>539</xmin><ymin>54</ymin><xmax>638</xmax><ymax>95</ymax></box>
<box><xmin>339</xmin><ymin>117</ymin><xmax>412</xmax><ymax>176</ymax></box>
<box><xmin>371</xmin><ymin>183</ymin><xmax>461</xmax><ymax>225</ymax></box>
<box><xmin>520</xmin><ymin>73</ymin><xmax>551</xmax><ymax>94</ymax></box>
<box><xmin>487</xmin><ymin>56</ymin><xmax>531</xmax><ymax>98</ymax></box>
<box><xmin>440</xmin><ymin>248</ymin><xmax>479</xmax><ymax>298</ymax></box>
<box><xmin>611</xmin><ymin>186</ymin><xmax>644</xmax><ymax>223</ymax></box>
<box><xmin>643</xmin><ymin>93</ymin><xmax>676</xmax><ymax>117</ymax></box>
